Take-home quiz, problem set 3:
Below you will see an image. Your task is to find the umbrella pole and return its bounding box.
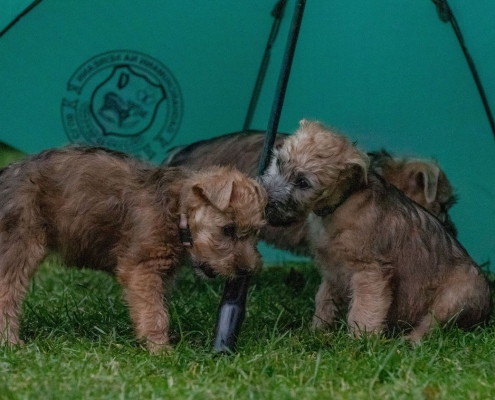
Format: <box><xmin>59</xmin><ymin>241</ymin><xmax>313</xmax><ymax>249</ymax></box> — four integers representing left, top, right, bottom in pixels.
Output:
<box><xmin>213</xmin><ymin>0</ymin><xmax>307</xmax><ymax>353</ymax></box>
<box><xmin>243</xmin><ymin>0</ymin><xmax>288</xmax><ymax>132</ymax></box>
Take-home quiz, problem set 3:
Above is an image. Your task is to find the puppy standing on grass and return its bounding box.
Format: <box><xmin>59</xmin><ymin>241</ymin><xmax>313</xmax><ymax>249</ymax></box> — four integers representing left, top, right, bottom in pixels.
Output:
<box><xmin>283</xmin><ymin>120</ymin><xmax>490</xmax><ymax>340</ymax></box>
<box><xmin>0</xmin><ymin>147</ymin><xmax>266</xmax><ymax>351</ymax></box>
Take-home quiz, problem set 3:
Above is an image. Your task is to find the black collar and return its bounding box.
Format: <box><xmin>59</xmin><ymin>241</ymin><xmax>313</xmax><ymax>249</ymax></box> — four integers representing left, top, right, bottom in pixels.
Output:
<box><xmin>314</xmin><ymin>181</ymin><xmax>363</xmax><ymax>218</ymax></box>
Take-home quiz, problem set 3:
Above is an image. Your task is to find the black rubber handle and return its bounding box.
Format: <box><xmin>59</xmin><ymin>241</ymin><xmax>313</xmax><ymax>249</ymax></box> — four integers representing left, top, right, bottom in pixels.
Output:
<box><xmin>213</xmin><ymin>275</ymin><xmax>250</xmax><ymax>353</ymax></box>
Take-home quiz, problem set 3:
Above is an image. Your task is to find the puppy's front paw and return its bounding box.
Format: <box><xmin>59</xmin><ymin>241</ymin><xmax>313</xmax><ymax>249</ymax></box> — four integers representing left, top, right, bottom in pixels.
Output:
<box><xmin>146</xmin><ymin>338</ymin><xmax>172</xmax><ymax>354</ymax></box>
<box><xmin>0</xmin><ymin>333</ymin><xmax>24</xmax><ymax>347</ymax></box>
<box><xmin>312</xmin><ymin>315</ymin><xmax>333</xmax><ymax>331</ymax></box>
<box><xmin>405</xmin><ymin>330</ymin><xmax>425</xmax><ymax>345</ymax></box>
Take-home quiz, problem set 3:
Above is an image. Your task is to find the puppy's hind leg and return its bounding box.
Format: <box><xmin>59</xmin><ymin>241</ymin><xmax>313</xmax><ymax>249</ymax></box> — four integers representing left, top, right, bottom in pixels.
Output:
<box><xmin>407</xmin><ymin>266</ymin><xmax>491</xmax><ymax>343</ymax></box>
<box><xmin>0</xmin><ymin>232</ymin><xmax>46</xmax><ymax>345</ymax></box>
<box><xmin>347</xmin><ymin>266</ymin><xmax>393</xmax><ymax>337</ymax></box>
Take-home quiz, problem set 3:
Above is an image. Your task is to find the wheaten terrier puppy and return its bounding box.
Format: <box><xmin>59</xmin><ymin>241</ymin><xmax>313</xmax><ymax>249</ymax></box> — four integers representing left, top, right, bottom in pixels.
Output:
<box><xmin>288</xmin><ymin>120</ymin><xmax>490</xmax><ymax>341</ymax></box>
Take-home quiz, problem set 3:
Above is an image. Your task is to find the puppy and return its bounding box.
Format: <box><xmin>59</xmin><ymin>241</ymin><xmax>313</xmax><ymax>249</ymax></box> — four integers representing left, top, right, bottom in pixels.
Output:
<box><xmin>287</xmin><ymin>120</ymin><xmax>490</xmax><ymax>340</ymax></box>
<box><xmin>0</xmin><ymin>147</ymin><xmax>266</xmax><ymax>351</ymax></box>
<box><xmin>166</xmin><ymin>129</ymin><xmax>457</xmax><ymax>256</ymax></box>
<box><xmin>368</xmin><ymin>149</ymin><xmax>457</xmax><ymax>236</ymax></box>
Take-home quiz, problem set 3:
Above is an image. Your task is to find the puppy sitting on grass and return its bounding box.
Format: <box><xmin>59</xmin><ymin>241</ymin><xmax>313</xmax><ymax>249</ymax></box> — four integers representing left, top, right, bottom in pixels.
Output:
<box><xmin>0</xmin><ymin>147</ymin><xmax>266</xmax><ymax>352</ymax></box>
<box><xmin>287</xmin><ymin>120</ymin><xmax>491</xmax><ymax>341</ymax></box>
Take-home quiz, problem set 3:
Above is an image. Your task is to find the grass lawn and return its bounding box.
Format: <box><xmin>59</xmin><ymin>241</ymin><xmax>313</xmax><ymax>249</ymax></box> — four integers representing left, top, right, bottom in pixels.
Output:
<box><xmin>0</xmin><ymin>145</ymin><xmax>494</xmax><ymax>399</ymax></box>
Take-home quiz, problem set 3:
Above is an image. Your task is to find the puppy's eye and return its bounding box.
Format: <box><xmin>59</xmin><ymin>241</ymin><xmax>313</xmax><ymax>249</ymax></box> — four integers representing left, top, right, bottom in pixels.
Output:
<box><xmin>295</xmin><ymin>178</ymin><xmax>310</xmax><ymax>190</ymax></box>
<box><xmin>222</xmin><ymin>224</ymin><xmax>236</xmax><ymax>239</ymax></box>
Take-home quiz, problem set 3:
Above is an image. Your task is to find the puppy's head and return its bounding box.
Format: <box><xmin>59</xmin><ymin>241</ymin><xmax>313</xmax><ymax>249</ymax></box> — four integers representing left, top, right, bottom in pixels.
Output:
<box><xmin>261</xmin><ymin>119</ymin><xmax>369</xmax><ymax>225</ymax></box>
<box><xmin>181</xmin><ymin>166</ymin><xmax>267</xmax><ymax>279</ymax></box>
<box><xmin>369</xmin><ymin>150</ymin><xmax>457</xmax><ymax>236</ymax></box>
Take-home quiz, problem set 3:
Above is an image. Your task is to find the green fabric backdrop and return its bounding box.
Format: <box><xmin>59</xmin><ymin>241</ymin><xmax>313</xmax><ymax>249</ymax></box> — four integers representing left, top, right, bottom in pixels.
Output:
<box><xmin>1</xmin><ymin>0</ymin><xmax>493</xmax><ymax>266</ymax></box>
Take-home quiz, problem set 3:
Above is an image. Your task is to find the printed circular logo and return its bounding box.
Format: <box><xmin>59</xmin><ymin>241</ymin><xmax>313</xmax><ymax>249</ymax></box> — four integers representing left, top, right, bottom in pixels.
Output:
<box><xmin>61</xmin><ymin>50</ymin><xmax>183</xmax><ymax>161</ymax></box>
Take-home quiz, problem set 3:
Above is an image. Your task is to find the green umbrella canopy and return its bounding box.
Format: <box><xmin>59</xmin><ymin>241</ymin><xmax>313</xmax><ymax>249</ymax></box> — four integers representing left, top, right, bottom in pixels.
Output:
<box><xmin>0</xmin><ymin>0</ymin><xmax>493</xmax><ymax>266</ymax></box>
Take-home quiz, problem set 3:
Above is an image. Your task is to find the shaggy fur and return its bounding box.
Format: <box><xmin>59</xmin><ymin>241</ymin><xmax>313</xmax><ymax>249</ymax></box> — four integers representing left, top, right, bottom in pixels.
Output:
<box><xmin>167</xmin><ymin>120</ymin><xmax>490</xmax><ymax>340</ymax></box>
<box><xmin>368</xmin><ymin>149</ymin><xmax>457</xmax><ymax>236</ymax></box>
<box><xmin>0</xmin><ymin>147</ymin><xmax>266</xmax><ymax>351</ymax></box>
<box><xmin>292</xmin><ymin>120</ymin><xmax>490</xmax><ymax>340</ymax></box>
<box><xmin>165</xmin><ymin>128</ymin><xmax>457</xmax><ymax>256</ymax></box>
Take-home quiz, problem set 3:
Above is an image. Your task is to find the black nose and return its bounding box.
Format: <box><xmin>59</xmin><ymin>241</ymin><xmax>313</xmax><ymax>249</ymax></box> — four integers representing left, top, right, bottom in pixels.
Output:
<box><xmin>265</xmin><ymin>204</ymin><xmax>284</xmax><ymax>225</ymax></box>
<box><xmin>265</xmin><ymin>203</ymin><xmax>295</xmax><ymax>227</ymax></box>
<box><xmin>265</xmin><ymin>203</ymin><xmax>278</xmax><ymax>218</ymax></box>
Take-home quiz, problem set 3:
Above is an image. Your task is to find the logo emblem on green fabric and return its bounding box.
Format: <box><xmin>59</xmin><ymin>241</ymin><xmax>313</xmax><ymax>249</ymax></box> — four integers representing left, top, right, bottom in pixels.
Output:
<box><xmin>61</xmin><ymin>50</ymin><xmax>183</xmax><ymax>161</ymax></box>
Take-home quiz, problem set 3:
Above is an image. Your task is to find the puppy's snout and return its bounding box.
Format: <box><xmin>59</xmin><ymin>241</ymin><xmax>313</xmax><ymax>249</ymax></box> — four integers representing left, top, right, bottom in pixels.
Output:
<box><xmin>265</xmin><ymin>203</ymin><xmax>283</xmax><ymax>226</ymax></box>
<box><xmin>195</xmin><ymin>262</ymin><xmax>218</xmax><ymax>279</ymax></box>
<box><xmin>264</xmin><ymin>201</ymin><xmax>296</xmax><ymax>226</ymax></box>
<box><xmin>237</xmin><ymin>260</ymin><xmax>261</xmax><ymax>276</ymax></box>
<box><xmin>236</xmin><ymin>266</ymin><xmax>253</xmax><ymax>278</ymax></box>
<box><xmin>235</xmin><ymin>244</ymin><xmax>262</xmax><ymax>276</ymax></box>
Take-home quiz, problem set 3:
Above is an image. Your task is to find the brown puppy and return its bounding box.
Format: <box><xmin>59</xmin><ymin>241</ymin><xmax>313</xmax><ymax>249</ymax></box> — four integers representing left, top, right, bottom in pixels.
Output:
<box><xmin>288</xmin><ymin>120</ymin><xmax>490</xmax><ymax>341</ymax></box>
<box><xmin>165</xmin><ymin>129</ymin><xmax>457</xmax><ymax>257</ymax></box>
<box><xmin>368</xmin><ymin>149</ymin><xmax>457</xmax><ymax>236</ymax></box>
<box><xmin>0</xmin><ymin>147</ymin><xmax>266</xmax><ymax>351</ymax></box>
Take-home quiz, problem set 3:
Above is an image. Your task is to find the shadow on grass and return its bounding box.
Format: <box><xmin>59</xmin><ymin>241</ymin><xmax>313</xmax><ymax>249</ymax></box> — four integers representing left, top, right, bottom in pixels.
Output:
<box><xmin>18</xmin><ymin>260</ymin><xmax>327</xmax><ymax>350</ymax></box>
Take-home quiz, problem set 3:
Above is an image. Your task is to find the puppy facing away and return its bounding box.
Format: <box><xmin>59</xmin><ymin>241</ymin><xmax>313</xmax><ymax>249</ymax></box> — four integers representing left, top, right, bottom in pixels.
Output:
<box><xmin>288</xmin><ymin>120</ymin><xmax>490</xmax><ymax>341</ymax></box>
<box><xmin>165</xmin><ymin>129</ymin><xmax>458</xmax><ymax>256</ymax></box>
<box><xmin>0</xmin><ymin>147</ymin><xmax>266</xmax><ymax>351</ymax></box>
<box><xmin>368</xmin><ymin>149</ymin><xmax>457</xmax><ymax>237</ymax></box>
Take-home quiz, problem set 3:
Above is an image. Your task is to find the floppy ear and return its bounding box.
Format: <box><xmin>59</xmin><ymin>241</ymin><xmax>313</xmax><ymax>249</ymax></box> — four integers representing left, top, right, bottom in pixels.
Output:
<box><xmin>193</xmin><ymin>176</ymin><xmax>234</xmax><ymax>211</ymax></box>
<box><xmin>408</xmin><ymin>163</ymin><xmax>439</xmax><ymax>204</ymax></box>
<box><xmin>312</xmin><ymin>158</ymin><xmax>369</xmax><ymax>213</ymax></box>
<box><xmin>342</xmin><ymin>148</ymin><xmax>369</xmax><ymax>185</ymax></box>
<box><xmin>345</xmin><ymin>157</ymin><xmax>369</xmax><ymax>184</ymax></box>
